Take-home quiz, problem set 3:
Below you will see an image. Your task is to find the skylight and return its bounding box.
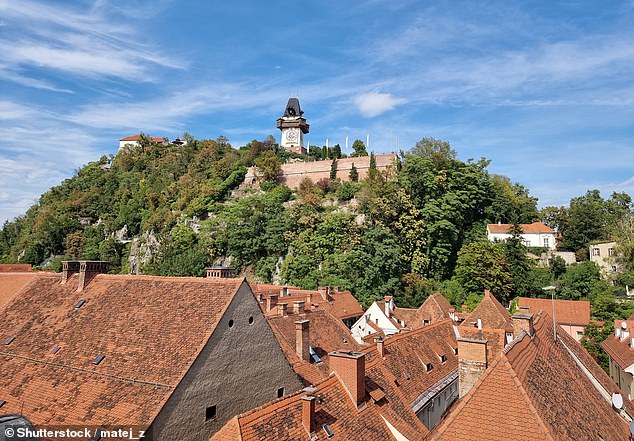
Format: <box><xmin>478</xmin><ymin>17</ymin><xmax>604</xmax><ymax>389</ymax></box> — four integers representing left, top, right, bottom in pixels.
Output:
<box><xmin>74</xmin><ymin>299</ymin><xmax>86</xmax><ymax>309</ymax></box>
<box><xmin>322</xmin><ymin>423</ymin><xmax>334</xmax><ymax>438</ymax></box>
<box><xmin>0</xmin><ymin>400</ymin><xmax>5</xmax><ymax>408</ymax></box>
<box><xmin>51</xmin><ymin>345</ymin><xmax>61</xmax><ymax>355</ymax></box>
<box><xmin>4</xmin><ymin>336</ymin><xmax>15</xmax><ymax>345</ymax></box>
<box><xmin>91</xmin><ymin>354</ymin><xmax>105</xmax><ymax>365</ymax></box>
<box><xmin>309</xmin><ymin>346</ymin><xmax>321</xmax><ymax>363</ymax></box>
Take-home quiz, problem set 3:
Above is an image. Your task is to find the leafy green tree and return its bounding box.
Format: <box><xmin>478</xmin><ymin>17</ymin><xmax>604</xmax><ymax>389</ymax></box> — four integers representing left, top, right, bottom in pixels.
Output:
<box><xmin>455</xmin><ymin>241</ymin><xmax>514</xmax><ymax>302</ymax></box>
<box><xmin>503</xmin><ymin>223</ymin><xmax>538</xmax><ymax>298</ymax></box>
<box><xmin>351</xmin><ymin>139</ymin><xmax>368</xmax><ymax>157</ymax></box>
<box><xmin>486</xmin><ymin>175</ymin><xmax>538</xmax><ymax>224</ymax></box>
<box><xmin>349</xmin><ymin>163</ymin><xmax>359</xmax><ymax>182</ymax></box>
<box><xmin>410</xmin><ymin>137</ymin><xmax>456</xmax><ymax>169</ymax></box>
<box><xmin>255</xmin><ymin>150</ymin><xmax>282</xmax><ymax>183</ymax></box>
<box><xmin>558</xmin><ymin>261</ymin><xmax>601</xmax><ymax>300</ymax></box>
<box><xmin>559</xmin><ymin>190</ymin><xmax>610</xmax><ymax>252</ymax></box>
<box><xmin>332</xmin><ymin>144</ymin><xmax>342</xmax><ymax>159</ymax></box>
<box><xmin>549</xmin><ymin>255</ymin><xmax>567</xmax><ymax>280</ymax></box>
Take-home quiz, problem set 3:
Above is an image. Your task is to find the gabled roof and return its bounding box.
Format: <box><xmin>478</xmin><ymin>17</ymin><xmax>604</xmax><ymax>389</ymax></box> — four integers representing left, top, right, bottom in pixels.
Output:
<box><xmin>433</xmin><ymin>311</ymin><xmax>631</xmax><ymax>441</ymax></box>
<box><xmin>212</xmin><ymin>374</ymin><xmax>426</xmax><ymax>441</ymax></box>
<box><xmin>519</xmin><ymin>297</ymin><xmax>590</xmax><ymax>326</ymax></box>
<box><xmin>457</xmin><ymin>327</ymin><xmax>506</xmax><ymax>366</ymax></box>
<box><xmin>487</xmin><ymin>221</ymin><xmax>555</xmax><ymax>234</ymax></box>
<box><xmin>460</xmin><ymin>290</ymin><xmax>513</xmax><ymax>332</ymax></box>
<box><xmin>602</xmin><ymin>319</ymin><xmax>634</xmax><ymax>369</ymax></box>
<box><xmin>0</xmin><ymin>273</ymin><xmax>244</xmax><ymax>429</ymax></box>
<box><xmin>416</xmin><ymin>293</ymin><xmax>455</xmax><ymax>324</ymax></box>
<box><xmin>267</xmin><ymin>309</ymin><xmax>363</xmax><ymax>385</ymax></box>
<box><xmin>120</xmin><ymin>134</ymin><xmax>165</xmax><ymax>143</ymax></box>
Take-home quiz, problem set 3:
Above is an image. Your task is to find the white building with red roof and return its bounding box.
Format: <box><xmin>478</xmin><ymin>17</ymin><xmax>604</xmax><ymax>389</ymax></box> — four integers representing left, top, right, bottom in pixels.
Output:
<box><xmin>487</xmin><ymin>221</ymin><xmax>556</xmax><ymax>250</ymax></box>
<box><xmin>118</xmin><ymin>134</ymin><xmax>168</xmax><ymax>151</ymax></box>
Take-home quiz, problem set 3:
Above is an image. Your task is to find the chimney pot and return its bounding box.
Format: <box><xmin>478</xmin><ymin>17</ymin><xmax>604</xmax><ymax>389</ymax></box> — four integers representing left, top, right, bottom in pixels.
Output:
<box><xmin>279</xmin><ymin>303</ymin><xmax>288</xmax><ymax>317</ymax></box>
<box><xmin>375</xmin><ymin>336</ymin><xmax>384</xmax><ymax>358</ymax></box>
<box><xmin>329</xmin><ymin>351</ymin><xmax>365</xmax><ymax>407</ymax></box>
<box><xmin>293</xmin><ymin>300</ymin><xmax>306</xmax><ymax>315</ymax></box>
<box><xmin>457</xmin><ymin>337</ymin><xmax>488</xmax><ymax>398</ymax></box>
<box><xmin>295</xmin><ymin>320</ymin><xmax>310</xmax><ymax>362</ymax></box>
<box><xmin>301</xmin><ymin>395</ymin><xmax>316</xmax><ymax>435</ymax></box>
<box><xmin>266</xmin><ymin>294</ymin><xmax>278</xmax><ymax>312</ymax></box>
<box><xmin>512</xmin><ymin>312</ymin><xmax>534</xmax><ymax>339</ymax></box>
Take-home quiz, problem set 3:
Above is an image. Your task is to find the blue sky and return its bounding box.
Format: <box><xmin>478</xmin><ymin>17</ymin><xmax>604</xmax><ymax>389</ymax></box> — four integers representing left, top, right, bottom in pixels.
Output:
<box><xmin>1</xmin><ymin>0</ymin><xmax>633</xmax><ymax>224</ymax></box>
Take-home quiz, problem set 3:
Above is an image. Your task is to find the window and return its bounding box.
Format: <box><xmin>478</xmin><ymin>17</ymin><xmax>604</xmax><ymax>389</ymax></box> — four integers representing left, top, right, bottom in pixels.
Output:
<box><xmin>309</xmin><ymin>346</ymin><xmax>321</xmax><ymax>363</ymax></box>
<box><xmin>323</xmin><ymin>423</ymin><xmax>334</xmax><ymax>438</ymax></box>
<box><xmin>423</xmin><ymin>319</ymin><xmax>430</xmax><ymax>325</ymax></box>
<box><xmin>453</xmin><ymin>347</ymin><xmax>458</xmax><ymax>355</ymax></box>
<box><xmin>51</xmin><ymin>345</ymin><xmax>61</xmax><ymax>355</ymax></box>
<box><xmin>592</xmin><ymin>248</ymin><xmax>600</xmax><ymax>256</ymax></box>
<box><xmin>403</xmin><ymin>371</ymin><xmax>411</xmax><ymax>380</ymax></box>
<box><xmin>543</xmin><ymin>237</ymin><xmax>549</xmax><ymax>248</ymax></box>
<box><xmin>609</xmin><ymin>248</ymin><xmax>616</xmax><ymax>256</ymax></box>
<box><xmin>74</xmin><ymin>299</ymin><xmax>86</xmax><ymax>309</ymax></box>
<box><xmin>228</xmin><ymin>319</ymin><xmax>234</xmax><ymax>328</ymax></box>
<box><xmin>248</xmin><ymin>316</ymin><xmax>254</xmax><ymax>325</ymax></box>
<box><xmin>440</xmin><ymin>355</ymin><xmax>447</xmax><ymax>364</ymax></box>
<box><xmin>206</xmin><ymin>405</ymin><xmax>217</xmax><ymax>421</ymax></box>
<box><xmin>375</xmin><ymin>318</ymin><xmax>379</xmax><ymax>324</ymax></box>
<box><xmin>0</xmin><ymin>400</ymin><xmax>5</xmax><ymax>408</ymax></box>
<box><xmin>425</xmin><ymin>363</ymin><xmax>433</xmax><ymax>372</ymax></box>
<box><xmin>4</xmin><ymin>337</ymin><xmax>14</xmax><ymax>345</ymax></box>
<box><xmin>277</xmin><ymin>387</ymin><xmax>285</xmax><ymax>398</ymax></box>
<box><xmin>611</xmin><ymin>265</ymin><xmax>618</xmax><ymax>273</ymax></box>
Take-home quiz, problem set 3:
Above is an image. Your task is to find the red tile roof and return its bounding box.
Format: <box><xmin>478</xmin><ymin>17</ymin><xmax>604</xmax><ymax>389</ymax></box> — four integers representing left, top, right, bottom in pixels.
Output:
<box><xmin>602</xmin><ymin>320</ymin><xmax>634</xmax><ymax>369</ymax></box>
<box><xmin>267</xmin><ymin>309</ymin><xmax>364</xmax><ymax>386</ymax></box>
<box><xmin>458</xmin><ymin>327</ymin><xmax>506</xmax><ymax>366</ymax></box>
<box><xmin>415</xmin><ymin>293</ymin><xmax>455</xmax><ymax>324</ymax></box>
<box><xmin>0</xmin><ymin>273</ymin><xmax>244</xmax><ymax>430</ymax></box>
<box><xmin>487</xmin><ymin>221</ymin><xmax>555</xmax><ymax>234</ymax></box>
<box><xmin>252</xmin><ymin>284</ymin><xmax>363</xmax><ymax>321</ymax></box>
<box><xmin>212</xmin><ymin>319</ymin><xmax>461</xmax><ymax>441</ymax></box>
<box><xmin>0</xmin><ymin>272</ymin><xmax>38</xmax><ymax>309</ymax></box>
<box><xmin>0</xmin><ymin>264</ymin><xmax>32</xmax><ymax>272</ymax></box>
<box><xmin>432</xmin><ymin>311</ymin><xmax>631</xmax><ymax>441</ymax></box>
<box><xmin>460</xmin><ymin>290</ymin><xmax>513</xmax><ymax>332</ymax></box>
<box><xmin>120</xmin><ymin>134</ymin><xmax>165</xmax><ymax>143</ymax></box>
<box><xmin>519</xmin><ymin>297</ymin><xmax>590</xmax><ymax>326</ymax></box>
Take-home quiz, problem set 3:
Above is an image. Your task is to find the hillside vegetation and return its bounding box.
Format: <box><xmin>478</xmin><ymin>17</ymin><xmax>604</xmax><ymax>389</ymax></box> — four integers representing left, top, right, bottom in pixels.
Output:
<box><xmin>0</xmin><ymin>136</ymin><xmax>632</xmax><ymax>315</ymax></box>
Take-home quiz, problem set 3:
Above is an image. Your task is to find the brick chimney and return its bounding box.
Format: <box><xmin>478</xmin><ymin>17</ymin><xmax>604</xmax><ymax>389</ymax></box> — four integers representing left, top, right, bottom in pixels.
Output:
<box><xmin>512</xmin><ymin>312</ymin><xmax>534</xmax><ymax>339</ymax></box>
<box><xmin>63</xmin><ymin>261</ymin><xmax>108</xmax><ymax>292</ymax></box>
<box><xmin>279</xmin><ymin>303</ymin><xmax>288</xmax><ymax>317</ymax></box>
<box><xmin>301</xmin><ymin>395</ymin><xmax>316</xmax><ymax>435</ymax></box>
<box><xmin>375</xmin><ymin>336</ymin><xmax>385</xmax><ymax>358</ymax></box>
<box><xmin>329</xmin><ymin>351</ymin><xmax>365</xmax><ymax>407</ymax></box>
<box><xmin>384</xmin><ymin>296</ymin><xmax>393</xmax><ymax>318</ymax></box>
<box><xmin>293</xmin><ymin>300</ymin><xmax>306</xmax><ymax>315</ymax></box>
<box><xmin>306</xmin><ymin>292</ymin><xmax>312</xmax><ymax>309</ymax></box>
<box><xmin>280</xmin><ymin>286</ymin><xmax>289</xmax><ymax>297</ymax></box>
<box><xmin>61</xmin><ymin>261</ymin><xmax>81</xmax><ymax>284</ymax></box>
<box><xmin>266</xmin><ymin>294</ymin><xmax>278</xmax><ymax>312</ymax></box>
<box><xmin>457</xmin><ymin>336</ymin><xmax>488</xmax><ymax>398</ymax></box>
<box><xmin>295</xmin><ymin>320</ymin><xmax>310</xmax><ymax>362</ymax></box>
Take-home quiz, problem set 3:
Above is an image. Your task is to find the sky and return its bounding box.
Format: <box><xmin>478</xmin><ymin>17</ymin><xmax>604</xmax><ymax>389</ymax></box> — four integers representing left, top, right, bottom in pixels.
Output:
<box><xmin>1</xmin><ymin>0</ymin><xmax>633</xmax><ymax>224</ymax></box>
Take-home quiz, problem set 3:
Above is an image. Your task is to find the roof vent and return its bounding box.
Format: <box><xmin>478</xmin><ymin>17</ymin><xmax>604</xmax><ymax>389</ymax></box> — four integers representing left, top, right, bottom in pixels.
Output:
<box><xmin>4</xmin><ymin>337</ymin><xmax>15</xmax><ymax>345</ymax></box>
<box><xmin>91</xmin><ymin>354</ymin><xmax>105</xmax><ymax>365</ymax></box>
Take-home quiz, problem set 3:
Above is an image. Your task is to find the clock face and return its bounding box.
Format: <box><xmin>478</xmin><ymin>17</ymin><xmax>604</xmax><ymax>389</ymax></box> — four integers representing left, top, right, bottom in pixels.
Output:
<box><xmin>286</xmin><ymin>128</ymin><xmax>299</xmax><ymax>142</ymax></box>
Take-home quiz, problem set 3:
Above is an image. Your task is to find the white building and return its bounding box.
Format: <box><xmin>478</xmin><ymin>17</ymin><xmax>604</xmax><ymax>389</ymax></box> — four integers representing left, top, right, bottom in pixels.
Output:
<box><xmin>351</xmin><ymin>296</ymin><xmax>406</xmax><ymax>343</ymax></box>
<box><xmin>486</xmin><ymin>221</ymin><xmax>556</xmax><ymax>250</ymax></box>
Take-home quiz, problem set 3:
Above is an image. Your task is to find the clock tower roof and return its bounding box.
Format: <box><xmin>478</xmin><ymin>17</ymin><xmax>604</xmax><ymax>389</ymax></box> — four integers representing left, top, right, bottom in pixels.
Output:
<box><xmin>282</xmin><ymin>97</ymin><xmax>304</xmax><ymax>118</ymax></box>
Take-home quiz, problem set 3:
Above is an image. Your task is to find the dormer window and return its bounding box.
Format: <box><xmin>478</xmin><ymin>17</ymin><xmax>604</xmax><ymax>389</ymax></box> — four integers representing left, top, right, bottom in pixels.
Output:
<box><xmin>440</xmin><ymin>355</ymin><xmax>447</xmax><ymax>364</ymax></box>
<box><xmin>425</xmin><ymin>363</ymin><xmax>433</xmax><ymax>372</ymax></box>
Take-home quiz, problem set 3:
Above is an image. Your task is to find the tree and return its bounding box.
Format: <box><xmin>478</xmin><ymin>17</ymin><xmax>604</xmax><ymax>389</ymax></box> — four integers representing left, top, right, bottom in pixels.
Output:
<box><xmin>558</xmin><ymin>261</ymin><xmax>601</xmax><ymax>300</ymax></box>
<box><xmin>560</xmin><ymin>190</ymin><xmax>609</xmax><ymax>252</ymax></box>
<box><xmin>486</xmin><ymin>174</ymin><xmax>538</xmax><ymax>224</ymax></box>
<box><xmin>549</xmin><ymin>255</ymin><xmax>567</xmax><ymax>280</ymax></box>
<box><xmin>330</xmin><ymin>158</ymin><xmax>338</xmax><ymax>180</ymax></box>
<box><xmin>351</xmin><ymin>139</ymin><xmax>368</xmax><ymax>157</ymax></box>
<box><xmin>367</xmin><ymin>152</ymin><xmax>381</xmax><ymax>182</ymax></box>
<box><xmin>332</xmin><ymin>144</ymin><xmax>342</xmax><ymax>159</ymax></box>
<box><xmin>455</xmin><ymin>241</ymin><xmax>514</xmax><ymax>302</ymax></box>
<box><xmin>410</xmin><ymin>137</ymin><xmax>456</xmax><ymax>169</ymax></box>
<box><xmin>254</xmin><ymin>150</ymin><xmax>282</xmax><ymax>183</ymax></box>
<box><xmin>503</xmin><ymin>223</ymin><xmax>538</xmax><ymax>298</ymax></box>
<box><xmin>349</xmin><ymin>163</ymin><xmax>359</xmax><ymax>182</ymax></box>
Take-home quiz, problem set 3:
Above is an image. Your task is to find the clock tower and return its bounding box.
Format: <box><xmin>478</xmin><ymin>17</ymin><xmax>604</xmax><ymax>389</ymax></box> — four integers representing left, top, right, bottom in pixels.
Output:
<box><xmin>276</xmin><ymin>98</ymin><xmax>310</xmax><ymax>155</ymax></box>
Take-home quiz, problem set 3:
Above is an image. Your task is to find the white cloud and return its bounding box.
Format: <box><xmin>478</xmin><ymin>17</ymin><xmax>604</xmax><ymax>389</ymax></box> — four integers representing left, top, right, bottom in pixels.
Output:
<box><xmin>353</xmin><ymin>92</ymin><xmax>406</xmax><ymax>117</ymax></box>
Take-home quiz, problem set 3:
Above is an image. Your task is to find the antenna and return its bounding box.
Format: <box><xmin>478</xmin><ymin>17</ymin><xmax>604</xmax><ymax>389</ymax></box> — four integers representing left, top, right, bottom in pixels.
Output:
<box><xmin>612</xmin><ymin>392</ymin><xmax>624</xmax><ymax>410</ymax></box>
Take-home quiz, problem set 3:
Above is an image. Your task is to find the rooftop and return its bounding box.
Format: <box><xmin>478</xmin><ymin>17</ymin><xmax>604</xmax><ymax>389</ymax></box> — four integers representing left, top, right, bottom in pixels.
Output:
<box><xmin>519</xmin><ymin>297</ymin><xmax>590</xmax><ymax>326</ymax></box>
<box><xmin>487</xmin><ymin>221</ymin><xmax>555</xmax><ymax>234</ymax></box>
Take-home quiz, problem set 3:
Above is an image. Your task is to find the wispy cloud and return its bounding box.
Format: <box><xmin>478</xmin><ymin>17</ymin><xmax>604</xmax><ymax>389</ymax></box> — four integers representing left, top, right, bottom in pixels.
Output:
<box><xmin>353</xmin><ymin>92</ymin><xmax>407</xmax><ymax>117</ymax></box>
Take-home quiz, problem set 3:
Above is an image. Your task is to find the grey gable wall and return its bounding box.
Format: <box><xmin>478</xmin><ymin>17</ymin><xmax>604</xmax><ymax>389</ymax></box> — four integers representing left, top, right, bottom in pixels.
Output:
<box><xmin>147</xmin><ymin>281</ymin><xmax>303</xmax><ymax>441</ymax></box>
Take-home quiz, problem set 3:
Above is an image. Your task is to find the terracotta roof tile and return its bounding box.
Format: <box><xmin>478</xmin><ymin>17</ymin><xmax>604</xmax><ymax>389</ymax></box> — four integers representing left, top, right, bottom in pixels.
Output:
<box><xmin>460</xmin><ymin>290</ymin><xmax>513</xmax><ymax>332</ymax></box>
<box><xmin>518</xmin><ymin>297</ymin><xmax>590</xmax><ymax>326</ymax></box>
<box><xmin>487</xmin><ymin>222</ymin><xmax>555</xmax><ymax>234</ymax></box>
<box><xmin>602</xmin><ymin>320</ymin><xmax>634</xmax><ymax>369</ymax></box>
<box><xmin>0</xmin><ymin>273</ymin><xmax>243</xmax><ymax>429</ymax></box>
<box><xmin>0</xmin><ymin>264</ymin><xmax>32</xmax><ymax>272</ymax></box>
<box><xmin>0</xmin><ymin>272</ymin><xmax>38</xmax><ymax>309</ymax></box>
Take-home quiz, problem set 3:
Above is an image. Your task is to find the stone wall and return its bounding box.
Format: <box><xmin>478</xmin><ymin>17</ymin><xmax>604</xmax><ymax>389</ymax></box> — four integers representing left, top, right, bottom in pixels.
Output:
<box><xmin>147</xmin><ymin>281</ymin><xmax>303</xmax><ymax>440</ymax></box>
<box><xmin>242</xmin><ymin>153</ymin><xmax>397</xmax><ymax>189</ymax></box>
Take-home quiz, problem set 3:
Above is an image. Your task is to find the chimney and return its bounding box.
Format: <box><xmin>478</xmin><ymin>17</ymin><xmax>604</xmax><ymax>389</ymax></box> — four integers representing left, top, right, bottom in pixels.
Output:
<box><xmin>301</xmin><ymin>395</ymin><xmax>316</xmax><ymax>435</ymax></box>
<box><xmin>457</xmin><ymin>336</ymin><xmax>488</xmax><ymax>398</ymax></box>
<box><xmin>375</xmin><ymin>336</ymin><xmax>385</xmax><ymax>358</ymax></box>
<box><xmin>477</xmin><ymin>318</ymin><xmax>482</xmax><ymax>330</ymax></box>
<box><xmin>329</xmin><ymin>351</ymin><xmax>365</xmax><ymax>407</ymax></box>
<box><xmin>384</xmin><ymin>296</ymin><xmax>392</xmax><ymax>317</ymax></box>
<box><xmin>293</xmin><ymin>300</ymin><xmax>306</xmax><ymax>315</ymax></box>
<box><xmin>318</xmin><ymin>286</ymin><xmax>328</xmax><ymax>301</ymax></box>
<box><xmin>630</xmin><ymin>336</ymin><xmax>634</xmax><ymax>349</ymax></box>
<box><xmin>266</xmin><ymin>294</ymin><xmax>278</xmax><ymax>312</ymax></box>
<box><xmin>280</xmin><ymin>286</ymin><xmax>289</xmax><ymax>297</ymax></box>
<box><xmin>306</xmin><ymin>292</ymin><xmax>312</xmax><ymax>309</ymax></box>
<box><xmin>334</xmin><ymin>286</ymin><xmax>342</xmax><ymax>293</ymax></box>
<box><xmin>61</xmin><ymin>261</ymin><xmax>81</xmax><ymax>284</ymax></box>
<box><xmin>74</xmin><ymin>261</ymin><xmax>108</xmax><ymax>292</ymax></box>
<box><xmin>295</xmin><ymin>320</ymin><xmax>310</xmax><ymax>361</ymax></box>
<box><xmin>512</xmin><ymin>312</ymin><xmax>534</xmax><ymax>339</ymax></box>
<box><xmin>462</xmin><ymin>304</ymin><xmax>467</xmax><ymax>313</ymax></box>
<box><xmin>279</xmin><ymin>303</ymin><xmax>288</xmax><ymax>317</ymax></box>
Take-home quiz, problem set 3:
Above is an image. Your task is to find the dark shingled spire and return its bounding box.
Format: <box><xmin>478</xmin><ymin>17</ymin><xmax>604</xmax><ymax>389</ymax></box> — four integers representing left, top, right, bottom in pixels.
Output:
<box><xmin>283</xmin><ymin>98</ymin><xmax>304</xmax><ymax>117</ymax></box>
